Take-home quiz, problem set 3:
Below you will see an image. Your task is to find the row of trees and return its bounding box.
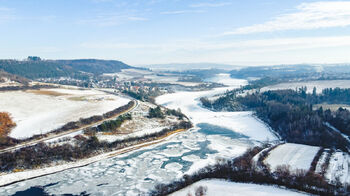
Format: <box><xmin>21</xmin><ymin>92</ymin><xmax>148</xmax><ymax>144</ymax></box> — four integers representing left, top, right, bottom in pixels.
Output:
<box><xmin>84</xmin><ymin>113</ymin><xmax>132</xmax><ymax>135</ymax></box>
<box><xmin>0</xmin><ymin>84</ymin><xmax>57</xmax><ymax>92</ymax></box>
<box><xmin>148</xmin><ymin>106</ymin><xmax>186</xmax><ymax>120</ymax></box>
<box><xmin>0</xmin><ymin>120</ymin><xmax>192</xmax><ymax>172</ymax></box>
<box><xmin>148</xmin><ymin>106</ymin><xmax>165</xmax><ymax>119</ymax></box>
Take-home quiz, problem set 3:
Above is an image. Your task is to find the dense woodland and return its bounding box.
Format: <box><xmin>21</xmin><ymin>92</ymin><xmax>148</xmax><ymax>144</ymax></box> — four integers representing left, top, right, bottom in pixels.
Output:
<box><xmin>202</xmin><ymin>87</ymin><xmax>350</xmax><ymax>151</ymax></box>
<box><xmin>148</xmin><ymin>106</ymin><xmax>165</xmax><ymax>119</ymax></box>
<box><xmin>151</xmin><ymin>146</ymin><xmax>348</xmax><ymax>196</ymax></box>
<box><xmin>0</xmin><ymin>57</ymin><xmax>133</xmax><ymax>79</ymax></box>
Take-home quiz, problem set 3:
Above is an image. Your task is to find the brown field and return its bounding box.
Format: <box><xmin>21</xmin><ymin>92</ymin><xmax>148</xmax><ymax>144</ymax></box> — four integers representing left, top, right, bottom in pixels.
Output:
<box><xmin>68</xmin><ymin>96</ymin><xmax>87</xmax><ymax>101</ymax></box>
<box><xmin>0</xmin><ymin>112</ymin><xmax>16</xmax><ymax>137</ymax></box>
<box><xmin>26</xmin><ymin>90</ymin><xmax>70</xmax><ymax>96</ymax></box>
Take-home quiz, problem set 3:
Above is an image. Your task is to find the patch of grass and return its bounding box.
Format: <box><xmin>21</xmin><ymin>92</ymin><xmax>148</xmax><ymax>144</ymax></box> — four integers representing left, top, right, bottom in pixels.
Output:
<box><xmin>27</xmin><ymin>90</ymin><xmax>70</xmax><ymax>96</ymax></box>
<box><xmin>68</xmin><ymin>96</ymin><xmax>87</xmax><ymax>101</ymax></box>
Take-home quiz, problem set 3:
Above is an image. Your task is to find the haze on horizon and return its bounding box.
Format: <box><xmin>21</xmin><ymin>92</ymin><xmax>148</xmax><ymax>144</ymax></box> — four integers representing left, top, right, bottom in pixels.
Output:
<box><xmin>1</xmin><ymin>0</ymin><xmax>350</xmax><ymax>66</ymax></box>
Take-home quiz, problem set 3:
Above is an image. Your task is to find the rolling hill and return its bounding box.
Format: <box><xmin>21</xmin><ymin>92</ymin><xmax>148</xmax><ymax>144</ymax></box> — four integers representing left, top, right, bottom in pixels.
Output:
<box><xmin>0</xmin><ymin>58</ymin><xmax>133</xmax><ymax>79</ymax></box>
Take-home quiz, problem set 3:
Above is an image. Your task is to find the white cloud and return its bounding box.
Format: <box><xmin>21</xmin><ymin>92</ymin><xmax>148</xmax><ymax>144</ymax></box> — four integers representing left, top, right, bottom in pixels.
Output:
<box><xmin>81</xmin><ymin>36</ymin><xmax>350</xmax><ymax>52</ymax></box>
<box><xmin>223</xmin><ymin>1</ymin><xmax>350</xmax><ymax>35</ymax></box>
<box><xmin>78</xmin><ymin>13</ymin><xmax>147</xmax><ymax>26</ymax></box>
<box><xmin>190</xmin><ymin>2</ymin><xmax>231</xmax><ymax>8</ymax></box>
<box><xmin>0</xmin><ymin>7</ymin><xmax>15</xmax><ymax>23</ymax></box>
<box><xmin>80</xmin><ymin>35</ymin><xmax>350</xmax><ymax>65</ymax></box>
<box><xmin>160</xmin><ymin>9</ymin><xmax>205</xmax><ymax>15</ymax></box>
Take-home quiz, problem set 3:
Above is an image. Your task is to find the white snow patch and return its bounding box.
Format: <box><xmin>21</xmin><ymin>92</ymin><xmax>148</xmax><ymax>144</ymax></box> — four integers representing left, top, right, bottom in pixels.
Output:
<box><xmin>264</xmin><ymin>143</ymin><xmax>320</xmax><ymax>172</ymax></box>
<box><xmin>0</xmin><ymin>88</ymin><xmax>130</xmax><ymax>139</ymax></box>
<box><xmin>171</xmin><ymin>179</ymin><xmax>308</xmax><ymax>196</ymax></box>
<box><xmin>315</xmin><ymin>150</ymin><xmax>330</xmax><ymax>174</ymax></box>
<box><xmin>325</xmin><ymin>151</ymin><xmax>350</xmax><ymax>185</ymax></box>
<box><xmin>262</xmin><ymin>80</ymin><xmax>350</xmax><ymax>94</ymax></box>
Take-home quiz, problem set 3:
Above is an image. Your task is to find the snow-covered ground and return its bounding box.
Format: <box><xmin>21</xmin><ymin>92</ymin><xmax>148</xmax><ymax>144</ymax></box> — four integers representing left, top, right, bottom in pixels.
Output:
<box><xmin>264</xmin><ymin>143</ymin><xmax>320</xmax><ymax>172</ymax></box>
<box><xmin>0</xmin><ymin>74</ymin><xmax>280</xmax><ymax>195</ymax></box>
<box><xmin>156</xmin><ymin>77</ymin><xmax>277</xmax><ymax>141</ymax></box>
<box><xmin>315</xmin><ymin>150</ymin><xmax>330</xmax><ymax>174</ymax></box>
<box><xmin>171</xmin><ymin>179</ymin><xmax>308</xmax><ymax>196</ymax></box>
<box><xmin>324</xmin><ymin>151</ymin><xmax>350</xmax><ymax>185</ymax></box>
<box><xmin>261</xmin><ymin>80</ymin><xmax>350</xmax><ymax>94</ymax></box>
<box><xmin>0</xmin><ymin>88</ymin><xmax>130</xmax><ymax>139</ymax></box>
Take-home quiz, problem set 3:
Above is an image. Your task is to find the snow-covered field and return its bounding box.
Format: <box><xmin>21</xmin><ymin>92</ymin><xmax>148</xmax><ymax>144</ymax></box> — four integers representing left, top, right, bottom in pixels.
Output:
<box><xmin>0</xmin><ymin>88</ymin><xmax>130</xmax><ymax>139</ymax></box>
<box><xmin>171</xmin><ymin>179</ymin><xmax>307</xmax><ymax>196</ymax></box>
<box><xmin>264</xmin><ymin>143</ymin><xmax>320</xmax><ymax>172</ymax></box>
<box><xmin>261</xmin><ymin>80</ymin><xmax>350</xmax><ymax>94</ymax></box>
<box><xmin>324</xmin><ymin>151</ymin><xmax>350</xmax><ymax>185</ymax></box>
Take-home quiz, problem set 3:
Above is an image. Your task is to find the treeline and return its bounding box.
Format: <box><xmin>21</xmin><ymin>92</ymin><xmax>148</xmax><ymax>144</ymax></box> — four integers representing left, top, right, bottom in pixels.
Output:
<box><xmin>148</xmin><ymin>106</ymin><xmax>186</xmax><ymax>120</ymax></box>
<box><xmin>150</xmin><ymin>147</ymin><xmax>348</xmax><ymax>196</ymax></box>
<box><xmin>97</xmin><ymin>113</ymin><xmax>132</xmax><ymax>132</ymax></box>
<box><xmin>122</xmin><ymin>89</ymin><xmax>158</xmax><ymax>103</ymax></box>
<box><xmin>148</xmin><ymin>106</ymin><xmax>165</xmax><ymax>119</ymax></box>
<box><xmin>0</xmin><ymin>58</ymin><xmax>132</xmax><ymax>79</ymax></box>
<box><xmin>0</xmin><ymin>59</ymin><xmax>82</xmax><ymax>79</ymax></box>
<box><xmin>84</xmin><ymin>113</ymin><xmax>132</xmax><ymax>135</ymax></box>
<box><xmin>324</xmin><ymin>108</ymin><xmax>350</xmax><ymax>136</ymax></box>
<box><xmin>320</xmin><ymin>88</ymin><xmax>350</xmax><ymax>104</ymax></box>
<box><xmin>203</xmin><ymin>88</ymin><xmax>350</xmax><ymax>151</ymax></box>
<box><xmin>0</xmin><ymin>84</ymin><xmax>58</xmax><ymax>92</ymax></box>
<box><xmin>122</xmin><ymin>90</ymin><xmax>145</xmax><ymax>101</ymax></box>
<box><xmin>0</xmin><ymin>101</ymin><xmax>135</xmax><ymax>149</ymax></box>
<box><xmin>0</xmin><ymin>121</ymin><xmax>192</xmax><ymax>172</ymax></box>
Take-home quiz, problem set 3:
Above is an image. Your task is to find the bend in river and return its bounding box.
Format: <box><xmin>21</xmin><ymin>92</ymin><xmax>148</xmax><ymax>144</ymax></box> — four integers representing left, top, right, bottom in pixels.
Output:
<box><xmin>2</xmin><ymin>74</ymin><xmax>278</xmax><ymax>196</ymax></box>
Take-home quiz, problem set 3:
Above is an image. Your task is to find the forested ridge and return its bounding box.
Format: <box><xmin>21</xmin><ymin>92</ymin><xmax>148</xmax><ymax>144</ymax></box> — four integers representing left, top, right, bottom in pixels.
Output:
<box><xmin>0</xmin><ymin>58</ymin><xmax>133</xmax><ymax>79</ymax></box>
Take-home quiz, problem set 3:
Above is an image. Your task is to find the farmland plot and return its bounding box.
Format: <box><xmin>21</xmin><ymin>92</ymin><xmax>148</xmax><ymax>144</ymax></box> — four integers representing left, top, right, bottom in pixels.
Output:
<box><xmin>0</xmin><ymin>88</ymin><xmax>130</xmax><ymax>139</ymax></box>
<box><xmin>264</xmin><ymin>143</ymin><xmax>320</xmax><ymax>172</ymax></box>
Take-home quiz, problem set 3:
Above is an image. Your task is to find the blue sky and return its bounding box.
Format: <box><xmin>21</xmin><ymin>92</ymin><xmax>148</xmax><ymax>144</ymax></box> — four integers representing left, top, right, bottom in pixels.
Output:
<box><xmin>1</xmin><ymin>0</ymin><xmax>350</xmax><ymax>66</ymax></box>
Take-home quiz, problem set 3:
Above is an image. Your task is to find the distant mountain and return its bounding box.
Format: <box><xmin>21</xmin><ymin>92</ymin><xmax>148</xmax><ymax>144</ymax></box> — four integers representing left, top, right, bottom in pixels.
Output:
<box><xmin>138</xmin><ymin>63</ymin><xmax>239</xmax><ymax>71</ymax></box>
<box><xmin>230</xmin><ymin>64</ymin><xmax>317</xmax><ymax>79</ymax></box>
<box><xmin>228</xmin><ymin>64</ymin><xmax>350</xmax><ymax>80</ymax></box>
<box><xmin>0</xmin><ymin>58</ymin><xmax>133</xmax><ymax>79</ymax></box>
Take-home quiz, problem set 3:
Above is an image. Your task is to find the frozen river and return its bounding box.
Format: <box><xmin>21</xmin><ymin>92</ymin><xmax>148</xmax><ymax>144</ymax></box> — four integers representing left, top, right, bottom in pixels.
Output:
<box><xmin>1</xmin><ymin>74</ymin><xmax>278</xmax><ymax>196</ymax></box>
